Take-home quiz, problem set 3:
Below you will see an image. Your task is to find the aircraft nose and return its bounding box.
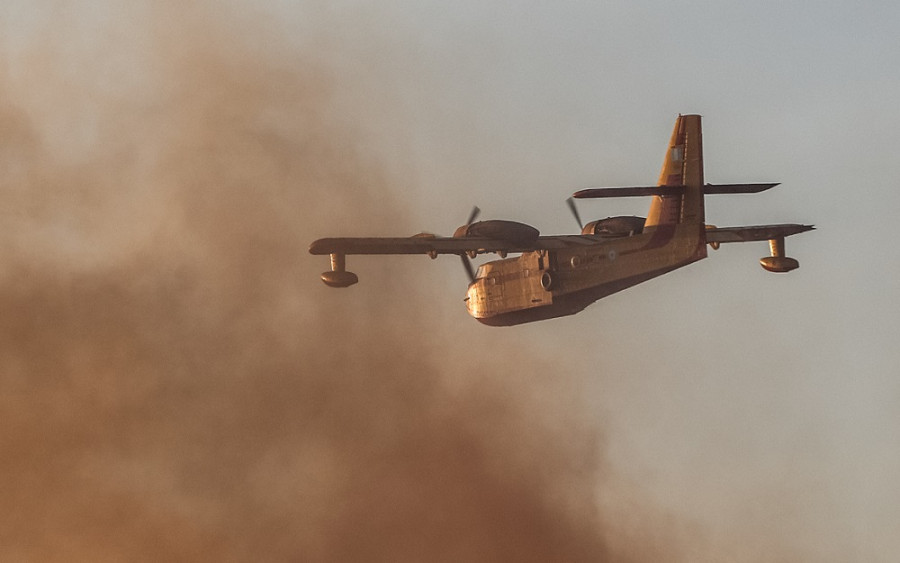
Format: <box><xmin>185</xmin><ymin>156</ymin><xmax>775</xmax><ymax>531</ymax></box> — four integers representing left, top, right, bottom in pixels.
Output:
<box><xmin>465</xmin><ymin>284</ymin><xmax>479</xmax><ymax>315</ymax></box>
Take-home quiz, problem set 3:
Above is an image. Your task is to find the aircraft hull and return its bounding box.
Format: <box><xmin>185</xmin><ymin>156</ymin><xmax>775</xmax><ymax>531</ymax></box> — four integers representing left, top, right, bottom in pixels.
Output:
<box><xmin>466</xmin><ymin>223</ymin><xmax>707</xmax><ymax>325</ymax></box>
<box><xmin>474</xmin><ymin>262</ymin><xmax>692</xmax><ymax>326</ymax></box>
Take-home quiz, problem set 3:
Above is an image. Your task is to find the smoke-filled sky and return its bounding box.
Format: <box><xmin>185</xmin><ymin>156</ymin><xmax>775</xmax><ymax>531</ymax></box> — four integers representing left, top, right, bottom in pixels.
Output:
<box><xmin>2</xmin><ymin>2</ymin><xmax>899</xmax><ymax>561</ymax></box>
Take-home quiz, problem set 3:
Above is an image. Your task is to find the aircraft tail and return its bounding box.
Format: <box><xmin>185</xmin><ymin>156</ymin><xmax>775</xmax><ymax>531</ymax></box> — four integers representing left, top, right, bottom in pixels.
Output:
<box><xmin>645</xmin><ymin>114</ymin><xmax>704</xmax><ymax>227</ymax></box>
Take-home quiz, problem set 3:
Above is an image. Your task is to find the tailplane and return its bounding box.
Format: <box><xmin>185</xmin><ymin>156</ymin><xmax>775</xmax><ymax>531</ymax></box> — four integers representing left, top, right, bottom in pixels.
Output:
<box><xmin>645</xmin><ymin>114</ymin><xmax>704</xmax><ymax>227</ymax></box>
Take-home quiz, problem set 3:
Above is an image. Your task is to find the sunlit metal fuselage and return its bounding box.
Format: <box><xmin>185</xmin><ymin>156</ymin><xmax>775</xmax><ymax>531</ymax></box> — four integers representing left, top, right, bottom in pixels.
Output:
<box><xmin>465</xmin><ymin>222</ymin><xmax>707</xmax><ymax>326</ymax></box>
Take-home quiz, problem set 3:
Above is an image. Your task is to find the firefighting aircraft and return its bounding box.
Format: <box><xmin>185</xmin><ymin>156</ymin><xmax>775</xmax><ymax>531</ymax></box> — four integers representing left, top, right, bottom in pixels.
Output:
<box><xmin>310</xmin><ymin>115</ymin><xmax>813</xmax><ymax>326</ymax></box>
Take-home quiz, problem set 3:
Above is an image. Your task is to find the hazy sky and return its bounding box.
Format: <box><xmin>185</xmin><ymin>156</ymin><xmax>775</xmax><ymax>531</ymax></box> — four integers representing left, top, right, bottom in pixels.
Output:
<box><xmin>3</xmin><ymin>1</ymin><xmax>899</xmax><ymax>561</ymax></box>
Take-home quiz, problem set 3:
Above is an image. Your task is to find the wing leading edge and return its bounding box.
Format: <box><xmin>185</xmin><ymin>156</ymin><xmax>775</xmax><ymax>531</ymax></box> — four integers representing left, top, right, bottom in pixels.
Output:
<box><xmin>309</xmin><ymin>234</ymin><xmax>605</xmax><ymax>256</ymax></box>
<box><xmin>309</xmin><ymin>223</ymin><xmax>815</xmax><ymax>255</ymax></box>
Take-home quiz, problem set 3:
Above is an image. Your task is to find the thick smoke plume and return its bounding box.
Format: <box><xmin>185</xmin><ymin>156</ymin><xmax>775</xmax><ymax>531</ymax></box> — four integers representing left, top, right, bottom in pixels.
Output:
<box><xmin>0</xmin><ymin>4</ymin><xmax>679</xmax><ymax>561</ymax></box>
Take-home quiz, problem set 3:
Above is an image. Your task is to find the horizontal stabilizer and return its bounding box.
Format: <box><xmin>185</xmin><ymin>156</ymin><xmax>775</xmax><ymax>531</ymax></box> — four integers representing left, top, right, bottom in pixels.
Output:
<box><xmin>703</xmin><ymin>183</ymin><xmax>780</xmax><ymax>194</ymax></box>
<box><xmin>705</xmin><ymin>223</ymin><xmax>814</xmax><ymax>244</ymax></box>
<box><xmin>572</xmin><ymin>186</ymin><xmax>682</xmax><ymax>198</ymax></box>
<box><xmin>572</xmin><ymin>183</ymin><xmax>779</xmax><ymax>199</ymax></box>
<box><xmin>309</xmin><ymin>236</ymin><xmax>544</xmax><ymax>256</ymax></box>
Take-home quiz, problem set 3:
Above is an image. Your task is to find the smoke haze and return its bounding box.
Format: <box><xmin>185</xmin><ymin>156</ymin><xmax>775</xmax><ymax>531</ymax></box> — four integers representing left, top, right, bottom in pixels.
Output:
<box><xmin>0</xmin><ymin>4</ymin><xmax>687</xmax><ymax>561</ymax></box>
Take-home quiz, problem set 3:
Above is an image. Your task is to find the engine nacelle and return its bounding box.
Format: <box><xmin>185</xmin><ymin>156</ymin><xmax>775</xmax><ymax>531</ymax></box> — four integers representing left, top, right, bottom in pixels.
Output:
<box><xmin>454</xmin><ymin>220</ymin><xmax>540</xmax><ymax>244</ymax></box>
<box><xmin>582</xmin><ymin>216</ymin><xmax>646</xmax><ymax>237</ymax></box>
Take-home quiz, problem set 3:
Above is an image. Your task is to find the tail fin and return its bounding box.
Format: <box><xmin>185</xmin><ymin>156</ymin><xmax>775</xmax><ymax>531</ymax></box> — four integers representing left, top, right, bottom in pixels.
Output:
<box><xmin>645</xmin><ymin>114</ymin><xmax>704</xmax><ymax>227</ymax></box>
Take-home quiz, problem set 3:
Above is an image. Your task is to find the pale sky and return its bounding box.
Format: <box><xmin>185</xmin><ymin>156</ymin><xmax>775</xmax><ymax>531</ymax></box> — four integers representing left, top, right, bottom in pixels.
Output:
<box><xmin>3</xmin><ymin>1</ymin><xmax>899</xmax><ymax>560</ymax></box>
<box><xmin>300</xmin><ymin>2</ymin><xmax>900</xmax><ymax>559</ymax></box>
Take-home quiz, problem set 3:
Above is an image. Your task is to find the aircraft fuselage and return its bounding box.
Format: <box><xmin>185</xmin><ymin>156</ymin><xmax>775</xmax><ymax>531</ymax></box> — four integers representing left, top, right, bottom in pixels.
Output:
<box><xmin>466</xmin><ymin>222</ymin><xmax>707</xmax><ymax>326</ymax></box>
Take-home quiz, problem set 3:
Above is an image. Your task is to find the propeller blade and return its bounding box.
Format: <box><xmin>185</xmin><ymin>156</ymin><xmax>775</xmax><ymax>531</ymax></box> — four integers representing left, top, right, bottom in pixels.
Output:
<box><xmin>566</xmin><ymin>197</ymin><xmax>583</xmax><ymax>230</ymax></box>
<box><xmin>461</xmin><ymin>254</ymin><xmax>476</xmax><ymax>283</ymax></box>
<box><xmin>466</xmin><ymin>206</ymin><xmax>481</xmax><ymax>226</ymax></box>
<box><xmin>458</xmin><ymin>206</ymin><xmax>480</xmax><ymax>282</ymax></box>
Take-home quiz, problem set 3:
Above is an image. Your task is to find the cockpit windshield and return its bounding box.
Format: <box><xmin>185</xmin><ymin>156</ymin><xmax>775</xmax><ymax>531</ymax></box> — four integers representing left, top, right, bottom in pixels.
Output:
<box><xmin>475</xmin><ymin>265</ymin><xmax>488</xmax><ymax>280</ymax></box>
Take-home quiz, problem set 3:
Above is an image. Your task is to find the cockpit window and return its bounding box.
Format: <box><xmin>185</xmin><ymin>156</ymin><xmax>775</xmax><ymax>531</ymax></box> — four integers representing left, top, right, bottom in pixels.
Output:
<box><xmin>475</xmin><ymin>265</ymin><xmax>487</xmax><ymax>279</ymax></box>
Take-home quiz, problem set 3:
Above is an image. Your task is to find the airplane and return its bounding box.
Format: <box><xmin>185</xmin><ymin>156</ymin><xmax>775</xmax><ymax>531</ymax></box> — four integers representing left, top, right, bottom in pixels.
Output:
<box><xmin>310</xmin><ymin>114</ymin><xmax>813</xmax><ymax>326</ymax></box>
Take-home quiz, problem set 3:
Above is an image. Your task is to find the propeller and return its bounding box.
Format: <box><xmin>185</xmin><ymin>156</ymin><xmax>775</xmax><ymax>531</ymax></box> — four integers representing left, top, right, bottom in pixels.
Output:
<box><xmin>566</xmin><ymin>197</ymin><xmax>583</xmax><ymax>230</ymax></box>
<box><xmin>459</xmin><ymin>206</ymin><xmax>480</xmax><ymax>283</ymax></box>
<box><xmin>466</xmin><ymin>205</ymin><xmax>481</xmax><ymax>226</ymax></box>
<box><xmin>461</xmin><ymin>254</ymin><xmax>476</xmax><ymax>283</ymax></box>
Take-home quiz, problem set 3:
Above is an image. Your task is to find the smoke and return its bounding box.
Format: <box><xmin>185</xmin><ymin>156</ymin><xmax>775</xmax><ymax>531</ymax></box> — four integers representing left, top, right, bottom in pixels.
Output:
<box><xmin>0</xmin><ymin>4</ymin><xmax>683</xmax><ymax>561</ymax></box>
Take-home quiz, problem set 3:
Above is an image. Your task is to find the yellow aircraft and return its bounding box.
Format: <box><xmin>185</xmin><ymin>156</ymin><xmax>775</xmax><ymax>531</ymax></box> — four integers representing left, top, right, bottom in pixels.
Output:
<box><xmin>310</xmin><ymin>115</ymin><xmax>813</xmax><ymax>326</ymax></box>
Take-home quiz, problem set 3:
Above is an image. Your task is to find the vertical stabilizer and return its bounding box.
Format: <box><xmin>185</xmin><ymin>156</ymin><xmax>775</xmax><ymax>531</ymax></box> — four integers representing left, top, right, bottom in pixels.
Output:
<box><xmin>645</xmin><ymin>114</ymin><xmax>704</xmax><ymax>227</ymax></box>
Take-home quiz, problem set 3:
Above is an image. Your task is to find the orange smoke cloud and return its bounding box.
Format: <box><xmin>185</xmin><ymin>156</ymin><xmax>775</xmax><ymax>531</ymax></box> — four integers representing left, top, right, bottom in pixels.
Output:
<box><xmin>0</xmin><ymin>4</ymin><xmax>684</xmax><ymax>561</ymax></box>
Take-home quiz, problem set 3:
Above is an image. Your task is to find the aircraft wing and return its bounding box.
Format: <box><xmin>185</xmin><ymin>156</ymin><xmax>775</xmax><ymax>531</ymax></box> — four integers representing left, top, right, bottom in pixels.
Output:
<box><xmin>309</xmin><ymin>235</ymin><xmax>603</xmax><ymax>256</ymax></box>
<box><xmin>705</xmin><ymin>223</ymin><xmax>814</xmax><ymax>244</ymax></box>
<box><xmin>310</xmin><ymin>224</ymin><xmax>814</xmax><ymax>255</ymax></box>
